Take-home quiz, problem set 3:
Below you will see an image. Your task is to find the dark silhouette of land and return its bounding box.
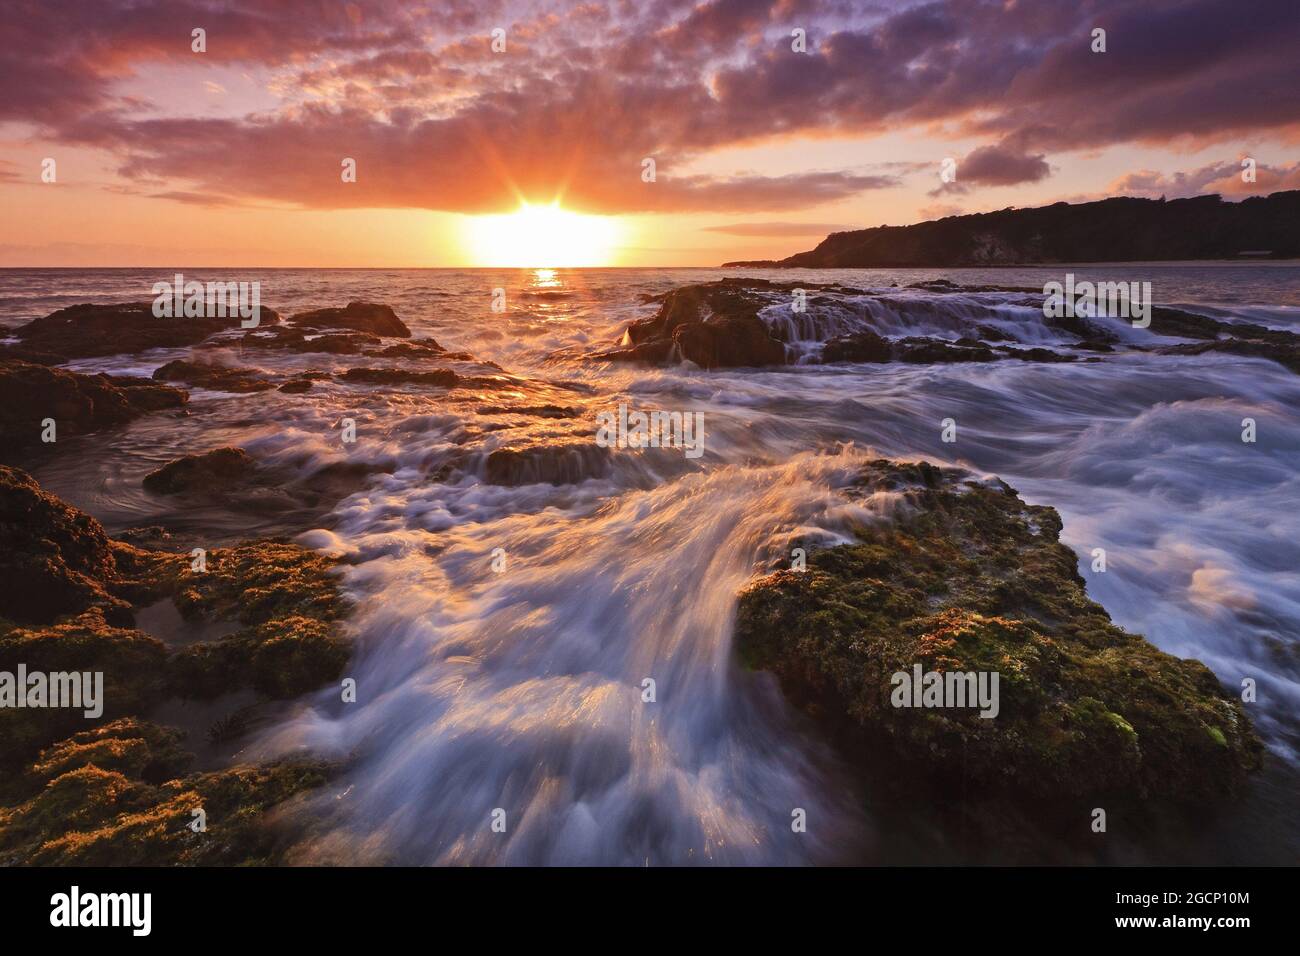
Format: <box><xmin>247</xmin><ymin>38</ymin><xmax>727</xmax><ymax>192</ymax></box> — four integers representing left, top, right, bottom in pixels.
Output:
<box><xmin>723</xmin><ymin>191</ymin><xmax>1300</xmax><ymax>268</ymax></box>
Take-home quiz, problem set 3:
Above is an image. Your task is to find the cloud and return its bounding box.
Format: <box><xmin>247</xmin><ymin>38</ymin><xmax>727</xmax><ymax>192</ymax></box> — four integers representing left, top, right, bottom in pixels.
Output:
<box><xmin>1110</xmin><ymin>160</ymin><xmax>1300</xmax><ymax>199</ymax></box>
<box><xmin>929</xmin><ymin>143</ymin><xmax>1052</xmax><ymax>195</ymax></box>
<box><xmin>2</xmin><ymin>0</ymin><xmax>1297</xmax><ymax>215</ymax></box>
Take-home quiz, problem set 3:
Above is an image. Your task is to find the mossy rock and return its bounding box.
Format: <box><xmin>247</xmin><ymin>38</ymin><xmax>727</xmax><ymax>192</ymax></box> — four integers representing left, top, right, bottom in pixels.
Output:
<box><xmin>0</xmin><ymin>610</ymin><xmax>168</xmax><ymax>768</ymax></box>
<box><xmin>162</xmin><ymin>541</ymin><xmax>347</xmax><ymax>627</ymax></box>
<box><xmin>0</xmin><ymin>717</ymin><xmax>332</xmax><ymax>865</ymax></box>
<box><xmin>0</xmin><ymin>469</ymin><xmax>352</xmax><ymax>863</ymax></box>
<box><xmin>26</xmin><ymin>718</ymin><xmax>193</xmax><ymax>785</ymax></box>
<box><xmin>168</xmin><ymin>615</ymin><xmax>350</xmax><ymax>700</ymax></box>
<box><xmin>734</xmin><ymin>459</ymin><xmax>1262</xmax><ymax>806</ymax></box>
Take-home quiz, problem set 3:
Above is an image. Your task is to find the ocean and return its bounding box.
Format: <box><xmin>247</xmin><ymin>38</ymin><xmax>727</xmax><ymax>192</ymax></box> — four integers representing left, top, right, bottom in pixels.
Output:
<box><xmin>3</xmin><ymin>263</ymin><xmax>1298</xmax><ymax>864</ymax></box>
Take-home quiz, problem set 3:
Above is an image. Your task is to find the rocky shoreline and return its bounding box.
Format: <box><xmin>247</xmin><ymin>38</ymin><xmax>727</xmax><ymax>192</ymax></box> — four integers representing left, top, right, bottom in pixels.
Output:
<box><xmin>590</xmin><ymin>277</ymin><xmax>1300</xmax><ymax>372</ymax></box>
<box><xmin>0</xmin><ymin>288</ymin><xmax>1271</xmax><ymax>864</ymax></box>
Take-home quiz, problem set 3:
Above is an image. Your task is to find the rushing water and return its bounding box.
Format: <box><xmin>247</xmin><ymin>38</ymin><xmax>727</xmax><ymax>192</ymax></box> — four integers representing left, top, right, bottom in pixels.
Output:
<box><xmin>2</xmin><ymin>263</ymin><xmax>1298</xmax><ymax>865</ymax></box>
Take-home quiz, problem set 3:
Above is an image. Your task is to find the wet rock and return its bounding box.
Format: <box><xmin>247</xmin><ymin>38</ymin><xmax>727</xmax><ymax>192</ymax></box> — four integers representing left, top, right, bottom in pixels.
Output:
<box><xmin>340</xmin><ymin>367</ymin><xmax>458</xmax><ymax>387</ymax></box>
<box><xmin>302</xmin><ymin>332</ymin><xmax>384</xmax><ymax>353</ymax></box>
<box><xmin>26</xmin><ymin>717</ymin><xmax>191</xmax><ymax>784</ymax></box>
<box><xmin>476</xmin><ymin>404</ymin><xmax>581</xmax><ymax>419</ymax></box>
<box><xmin>159</xmin><ymin>540</ymin><xmax>350</xmax><ymax>699</ymax></box>
<box><xmin>0</xmin><ymin>609</ymin><xmax>168</xmax><ymax>765</ymax></box>
<box><xmin>1</xmin><ymin>469</ymin><xmax>349</xmax><ymax>721</ymax></box>
<box><xmin>141</xmin><ymin>446</ymin><xmax>388</xmax><ymax>518</ymax></box>
<box><xmin>9</xmin><ymin>303</ymin><xmax>282</xmax><ymax>360</ymax></box>
<box><xmin>143</xmin><ymin>447</ymin><xmax>260</xmax><ymax>495</ymax></box>
<box><xmin>896</xmin><ymin>338</ymin><xmax>997</xmax><ymax>363</ymax></box>
<box><xmin>1042</xmin><ymin>310</ymin><xmax>1120</xmax><ymax>342</ymax></box>
<box><xmin>996</xmin><ymin>346</ymin><xmax>1078</xmax><ymax>362</ymax></box>
<box><xmin>152</xmin><ymin>359</ymin><xmax>275</xmax><ymax>393</ymax></box>
<box><xmin>288</xmin><ymin>301</ymin><xmax>410</xmax><ymax>338</ymax></box>
<box><xmin>0</xmin><ymin>473</ymin><xmax>351</xmax><ymax>862</ymax></box>
<box><xmin>0</xmin><ymin>465</ymin><xmax>130</xmax><ymax>625</ymax></box>
<box><xmin>822</xmin><ymin>330</ymin><xmax>891</xmax><ymax>363</ymax></box>
<box><xmin>590</xmin><ymin>340</ymin><xmax>674</xmax><ymax>364</ymax></box>
<box><xmin>1072</xmin><ymin>339</ymin><xmax>1115</xmax><ymax>353</ymax></box>
<box><xmin>734</xmin><ymin>459</ymin><xmax>1262</xmax><ymax>808</ymax></box>
<box><xmin>228</xmin><ymin>326</ymin><xmax>382</xmax><ymax>355</ymax></box>
<box><xmin>0</xmin><ymin>717</ymin><xmax>331</xmax><ymax>865</ymax></box>
<box><xmin>0</xmin><ymin>360</ymin><xmax>187</xmax><ymax>452</ymax></box>
<box><xmin>674</xmin><ymin>315</ymin><xmax>787</xmax><ymax>368</ymax></box>
<box><xmin>483</xmin><ymin>441</ymin><xmax>613</xmax><ymax>486</ymax></box>
<box><xmin>596</xmin><ymin>280</ymin><xmax>789</xmax><ymax>368</ymax></box>
<box><xmin>975</xmin><ymin>324</ymin><xmax>1017</xmax><ymax>342</ymax></box>
<box><xmin>366</xmin><ymin>339</ymin><xmax>445</xmax><ymax>358</ymax></box>
<box><xmin>1157</xmin><ymin>338</ymin><xmax>1300</xmax><ymax>375</ymax></box>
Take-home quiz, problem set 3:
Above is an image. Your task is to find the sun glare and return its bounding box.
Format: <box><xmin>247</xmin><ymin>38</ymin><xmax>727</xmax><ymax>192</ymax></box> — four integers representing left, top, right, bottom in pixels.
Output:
<box><xmin>464</xmin><ymin>202</ymin><xmax>621</xmax><ymax>267</ymax></box>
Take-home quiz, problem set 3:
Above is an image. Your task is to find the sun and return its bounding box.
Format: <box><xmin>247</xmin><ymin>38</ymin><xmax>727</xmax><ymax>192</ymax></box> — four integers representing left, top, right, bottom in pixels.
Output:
<box><xmin>464</xmin><ymin>202</ymin><xmax>621</xmax><ymax>267</ymax></box>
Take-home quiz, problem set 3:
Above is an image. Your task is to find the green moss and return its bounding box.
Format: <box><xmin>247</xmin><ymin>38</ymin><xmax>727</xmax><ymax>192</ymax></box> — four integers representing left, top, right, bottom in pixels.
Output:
<box><xmin>734</xmin><ymin>459</ymin><xmax>1262</xmax><ymax>806</ymax></box>
<box><xmin>0</xmin><ymin>469</ymin><xmax>353</xmax><ymax>864</ymax></box>
<box><xmin>0</xmin><ymin>610</ymin><xmax>167</xmax><ymax>769</ymax></box>
<box><xmin>0</xmin><ymin>717</ymin><xmax>333</xmax><ymax>866</ymax></box>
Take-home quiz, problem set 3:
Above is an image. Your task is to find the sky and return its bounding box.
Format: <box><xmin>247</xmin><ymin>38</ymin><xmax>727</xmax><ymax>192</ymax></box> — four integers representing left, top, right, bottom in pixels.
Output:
<box><xmin>1</xmin><ymin>0</ymin><xmax>1297</xmax><ymax>267</ymax></box>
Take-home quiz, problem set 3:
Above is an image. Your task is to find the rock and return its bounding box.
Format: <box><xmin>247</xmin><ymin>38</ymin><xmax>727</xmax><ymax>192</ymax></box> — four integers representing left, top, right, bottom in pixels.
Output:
<box><xmin>366</xmin><ymin>339</ymin><xmax>444</xmax><ymax>358</ymax></box>
<box><xmin>227</xmin><ymin>326</ymin><xmax>382</xmax><ymax>354</ymax></box>
<box><xmin>0</xmin><ymin>610</ymin><xmax>168</xmax><ymax>765</ymax></box>
<box><xmin>288</xmin><ymin>301</ymin><xmax>410</xmax><ymax>338</ymax></box>
<box><xmin>0</xmin><ymin>473</ymin><xmax>351</xmax><ymax>863</ymax></box>
<box><xmin>0</xmin><ymin>360</ymin><xmax>187</xmax><ymax>452</ymax></box>
<box><xmin>278</xmin><ymin>378</ymin><xmax>314</xmax><ymax>393</ymax></box>
<box><xmin>9</xmin><ymin>302</ymin><xmax>281</xmax><ymax>360</ymax></box>
<box><xmin>483</xmin><ymin>442</ymin><xmax>613</xmax><ymax>486</ymax></box>
<box><xmin>734</xmin><ymin>459</ymin><xmax>1261</xmax><ymax>808</ymax></box>
<box><xmin>161</xmin><ymin>540</ymin><xmax>350</xmax><ymax>699</ymax></box>
<box><xmin>0</xmin><ymin>465</ymin><xmax>129</xmax><ymax>624</ymax></box>
<box><xmin>997</xmin><ymin>346</ymin><xmax>1078</xmax><ymax>362</ymax></box>
<box><xmin>595</xmin><ymin>280</ymin><xmax>789</xmax><ymax>368</ymax></box>
<box><xmin>673</xmin><ymin>315</ymin><xmax>787</xmax><ymax>368</ymax></box>
<box><xmin>1157</xmin><ymin>338</ymin><xmax>1300</xmax><ymax>375</ymax></box>
<box><xmin>26</xmin><ymin>717</ymin><xmax>191</xmax><ymax>784</ymax></box>
<box><xmin>140</xmin><ymin>446</ymin><xmax>389</xmax><ymax>517</ymax></box>
<box><xmin>896</xmin><ymin>338</ymin><xmax>997</xmax><ymax>363</ymax></box>
<box><xmin>0</xmin><ymin>716</ymin><xmax>331</xmax><ymax>865</ymax></box>
<box><xmin>476</xmin><ymin>404</ymin><xmax>581</xmax><ymax>419</ymax></box>
<box><xmin>822</xmin><ymin>330</ymin><xmax>892</xmax><ymax>363</ymax></box>
<box><xmin>974</xmin><ymin>323</ymin><xmax>1017</xmax><ymax>342</ymax></box>
<box><xmin>340</xmin><ymin>367</ymin><xmax>458</xmax><ymax>387</ymax></box>
<box><xmin>590</xmin><ymin>340</ymin><xmax>675</xmax><ymax>364</ymax></box>
<box><xmin>1</xmin><ymin>469</ymin><xmax>351</xmax><ymax>742</ymax></box>
<box><xmin>152</xmin><ymin>359</ymin><xmax>275</xmax><ymax>393</ymax></box>
<box><xmin>143</xmin><ymin>447</ymin><xmax>260</xmax><ymax>495</ymax></box>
